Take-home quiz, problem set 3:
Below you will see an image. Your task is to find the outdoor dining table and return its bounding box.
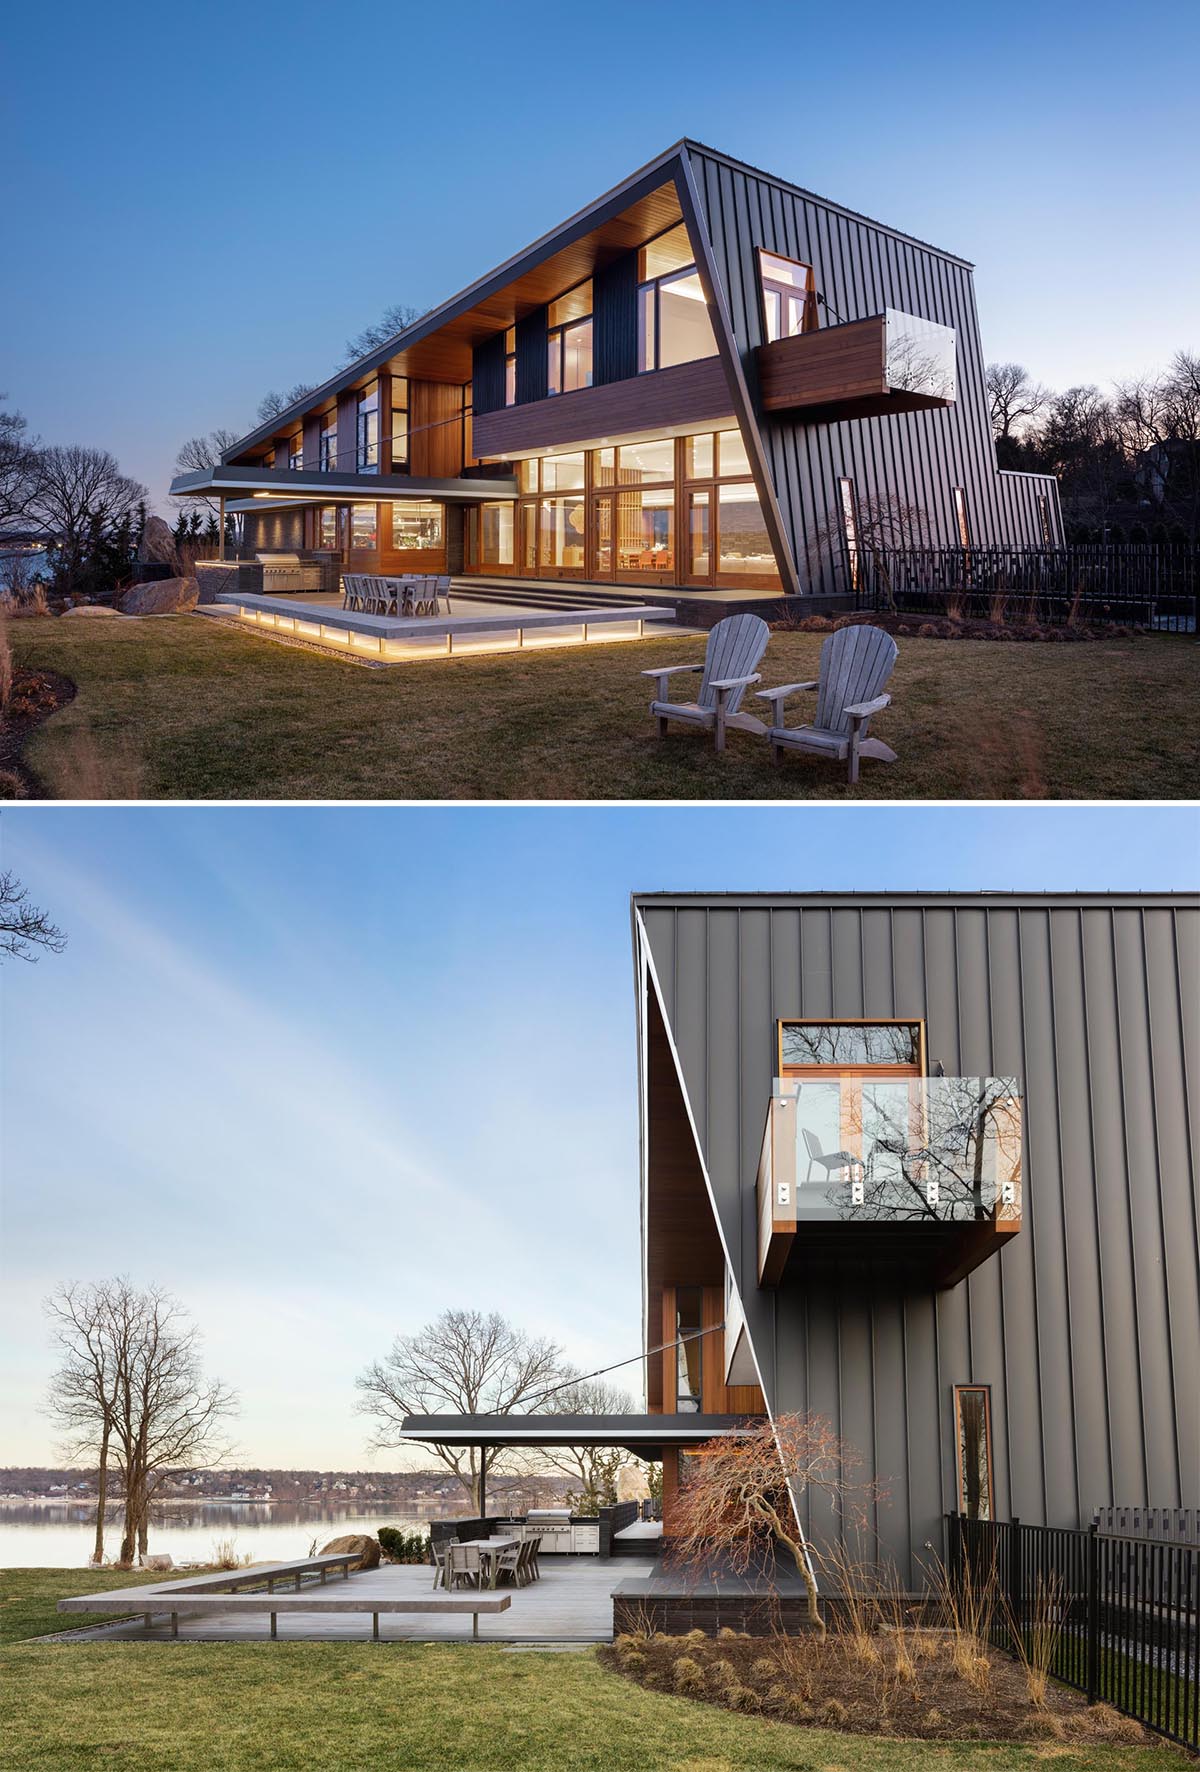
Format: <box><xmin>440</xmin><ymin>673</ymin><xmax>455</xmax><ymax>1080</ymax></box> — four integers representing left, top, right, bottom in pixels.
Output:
<box><xmin>453</xmin><ymin>1535</ymin><xmax>521</xmax><ymax>1590</ymax></box>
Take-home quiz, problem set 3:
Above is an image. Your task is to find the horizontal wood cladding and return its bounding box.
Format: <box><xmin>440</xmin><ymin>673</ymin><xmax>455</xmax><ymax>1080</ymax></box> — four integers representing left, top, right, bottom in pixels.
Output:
<box><xmin>472</xmin><ymin>358</ymin><xmax>733</xmax><ymax>459</ymax></box>
<box><xmin>758</xmin><ymin>317</ymin><xmax>886</xmax><ymax>410</ymax></box>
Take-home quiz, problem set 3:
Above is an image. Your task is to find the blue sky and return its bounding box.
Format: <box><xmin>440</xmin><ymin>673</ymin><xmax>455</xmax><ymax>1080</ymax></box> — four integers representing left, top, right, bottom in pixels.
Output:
<box><xmin>4</xmin><ymin>0</ymin><xmax>1198</xmax><ymax>512</ymax></box>
<box><xmin>1</xmin><ymin>804</ymin><xmax>1197</xmax><ymax>1468</ymax></box>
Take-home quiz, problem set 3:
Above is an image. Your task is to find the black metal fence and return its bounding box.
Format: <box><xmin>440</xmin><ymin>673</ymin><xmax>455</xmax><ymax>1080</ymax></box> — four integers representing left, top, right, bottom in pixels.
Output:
<box><xmin>854</xmin><ymin>545</ymin><xmax>1198</xmax><ymax>633</ymax></box>
<box><xmin>947</xmin><ymin>1513</ymin><xmax>1199</xmax><ymax>1751</ymax></box>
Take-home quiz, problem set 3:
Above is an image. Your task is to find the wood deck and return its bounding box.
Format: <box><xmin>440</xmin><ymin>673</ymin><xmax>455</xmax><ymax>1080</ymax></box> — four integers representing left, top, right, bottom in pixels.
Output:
<box><xmin>57</xmin><ymin>1557</ymin><xmax>620</xmax><ymax>1644</ymax></box>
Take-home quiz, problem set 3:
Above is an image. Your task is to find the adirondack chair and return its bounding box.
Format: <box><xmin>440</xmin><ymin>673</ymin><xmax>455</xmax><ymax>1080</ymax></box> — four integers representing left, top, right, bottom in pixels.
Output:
<box><xmin>641</xmin><ymin>614</ymin><xmax>771</xmax><ymax>753</ymax></box>
<box><xmin>756</xmin><ymin>624</ymin><xmax>898</xmax><ymax>783</ymax></box>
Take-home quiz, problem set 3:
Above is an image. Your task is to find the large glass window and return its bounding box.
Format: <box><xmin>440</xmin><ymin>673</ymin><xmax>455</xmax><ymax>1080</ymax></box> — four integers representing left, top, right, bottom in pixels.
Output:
<box><xmin>717</xmin><ymin>429</ymin><xmax>751</xmax><ymax>477</ymax></box>
<box><xmin>757</xmin><ymin>248</ymin><xmax>817</xmax><ymax>342</ymax></box>
<box><xmin>637</xmin><ymin>223</ymin><xmax>717</xmax><ymax>373</ymax></box>
<box><xmin>391</xmin><ymin>501</ymin><xmax>444</xmax><ymax>551</ymax></box>
<box><xmin>288</xmin><ymin>435</ymin><xmax>304</xmax><ymax>471</ymax></box>
<box><xmin>542</xmin><ymin>453</ymin><xmax>585</xmax><ymax>491</ymax></box>
<box><xmin>391</xmin><ymin>378</ymin><xmax>409</xmax><ymax>471</ymax></box>
<box><xmin>350</xmin><ymin>503</ymin><xmax>377</xmax><ymax>550</ymax></box>
<box><xmin>547</xmin><ymin>282</ymin><xmax>593</xmax><ymax>396</ymax></box>
<box><xmin>617</xmin><ymin>439</ymin><xmax>674</xmax><ymax>484</ymax></box>
<box><xmin>954</xmin><ymin>1386</ymin><xmax>994</xmax><ymax>1520</ymax></box>
<box><xmin>317</xmin><ymin>506</ymin><xmax>338</xmax><ymax>549</ymax></box>
<box><xmin>480</xmin><ymin>502</ymin><xmax>514</xmax><ymax>567</ymax></box>
<box><xmin>717</xmin><ymin>485</ymin><xmax>774</xmax><ymax>577</ymax></box>
<box><xmin>356</xmin><ymin>384</ymin><xmax>379</xmax><ymax>472</ymax></box>
<box><xmin>537</xmin><ymin>496</ymin><xmax>586</xmax><ymax>570</ymax></box>
<box><xmin>319</xmin><ymin>414</ymin><xmax>337</xmax><ymax>472</ymax></box>
<box><xmin>614</xmin><ymin>487</ymin><xmax>674</xmax><ymax>573</ymax></box>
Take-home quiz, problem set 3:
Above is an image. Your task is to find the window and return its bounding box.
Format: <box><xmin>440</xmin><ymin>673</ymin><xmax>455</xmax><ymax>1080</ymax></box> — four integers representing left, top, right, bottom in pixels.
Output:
<box><xmin>688</xmin><ymin>490</ymin><xmax>710</xmax><ymax>576</ymax></box>
<box><xmin>615</xmin><ymin>487</ymin><xmax>674</xmax><ymax>573</ymax></box>
<box><xmin>757</xmin><ymin>248</ymin><xmax>818</xmax><ymax>343</ymax></box>
<box><xmin>779</xmin><ymin>1021</ymin><xmax>924</xmax><ymax>1070</ymax></box>
<box><xmin>356</xmin><ymin>384</ymin><xmax>379</xmax><ymax>472</ymax></box>
<box><xmin>953</xmin><ymin>486</ymin><xmax>971</xmax><ymax>551</ymax></box>
<box><xmin>518</xmin><ymin>458</ymin><xmax>539</xmax><ymax>494</ymax></box>
<box><xmin>504</xmin><ymin>327</ymin><xmax>516</xmax><ymax>407</ymax></box>
<box><xmin>1037</xmin><ymin>492</ymin><xmax>1052</xmax><ymax>545</ymax></box>
<box><xmin>319</xmin><ymin>414</ymin><xmax>337</xmax><ymax>472</ymax></box>
<box><xmin>717</xmin><ymin>429</ymin><xmax>750</xmax><ymax>478</ymax></box>
<box><xmin>391</xmin><ymin>501</ymin><xmax>444</xmax><ymax>551</ymax></box>
<box><xmin>616</xmin><ymin>439</ymin><xmax>674</xmax><ymax>484</ymax></box>
<box><xmin>288</xmin><ymin>435</ymin><xmax>304</xmax><ymax>472</ymax></box>
<box><xmin>541</xmin><ymin>453</ymin><xmax>585</xmax><ymax>491</ymax></box>
<box><xmin>685</xmin><ymin>434</ymin><xmax>713</xmax><ymax>479</ymax></box>
<box><xmin>537</xmin><ymin>496</ymin><xmax>586</xmax><ymax>570</ymax></box>
<box><xmin>717</xmin><ymin>484</ymin><xmax>773</xmax><ymax>577</ymax></box>
<box><xmin>637</xmin><ymin>223</ymin><xmax>717</xmax><ymax>373</ymax></box>
<box><xmin>954</xmin><ymin>1386</ymin><xmax>994</xmax><ymax>1520</ymax></box>
<box><xmin>391</xmin><ymin>377</ymin><xmax>409</xmax><ymax>471</ymax></box>
<box><xmin>480</xmin><ymin>502</ymin><xmax>514</xmax><ymax>567</ymax></box>
<box><xmin>839</xmin><ymin>476</ymin><xmax>860</xmax><ymax>590</ymax></box>
<box><xmin>547</xmin><ymin>282</ymin><xmax>593</xmax><ymax>396</ymax></box>
<box><xmin>675</xmin><ymin>1287</ymin><xmax>703</xmax><ymax>1412</ymax></box>
<box><xmin>350</xmin><ymin>503</ymin><xmax>377</xmax><ymax>550</ymax></box>
<box><xmin>317</xmin><ymin>506</ymin><xmax>338</xmax><ymax>550</ymax></box>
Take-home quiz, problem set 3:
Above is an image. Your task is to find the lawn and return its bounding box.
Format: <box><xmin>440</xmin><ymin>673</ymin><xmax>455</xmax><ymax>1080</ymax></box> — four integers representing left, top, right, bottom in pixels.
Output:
<box><xmin>0</xmin><ymin>1571</ymin><xmax>1175</xmax><ymax>1772</ymax></box>
<box><xmin>11</xmin><ymin>614</ymin><xmax>1199</xmax><ymax>800</ymax></box>
<box><xmin>0</xmin><ymin>1566</ymin><xmax>175</xmax><ymax>1645</ymax></box>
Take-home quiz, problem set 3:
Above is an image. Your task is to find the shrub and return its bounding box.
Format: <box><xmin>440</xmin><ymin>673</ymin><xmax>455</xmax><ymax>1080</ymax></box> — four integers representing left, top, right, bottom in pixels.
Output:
<box><xmin>377</xmin><ymin>1526</ymin><xmax>431</xmax><ymax>1564</ymax></box>
<box><xmin>672</xmin><ymin>1656</ymin><xmax>705</xmax><ymax>1695</ymax></box>
<box><xmin>818</xmin><ymin>1696</ymin><xmax>848</xmax><ymax>1724</ymax></box>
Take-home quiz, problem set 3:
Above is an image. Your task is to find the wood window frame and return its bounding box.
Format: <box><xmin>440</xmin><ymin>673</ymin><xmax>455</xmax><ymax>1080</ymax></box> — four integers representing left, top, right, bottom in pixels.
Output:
<box><xmin>755</xmin><ymin>246</ymin><xmax>819</xmax><ymax>345</ymax></box>
<box><xmin>953</xmin><ymin>1383</ymin><xmax>995</xmax><ymax>1520</ymax></box>
<box><xmin>776</xmin><ymin>1018</ymin><xmax>927</xmax><ymax>1078</ymax></box>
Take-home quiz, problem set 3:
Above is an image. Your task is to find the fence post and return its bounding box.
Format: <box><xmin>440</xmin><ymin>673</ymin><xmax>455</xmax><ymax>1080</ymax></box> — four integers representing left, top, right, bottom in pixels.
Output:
<box><xmin>1086</xmin><ymin>1521</ymin><xmax>1100</xmax><ymax>1704</ymax></box>
<box><xmin>1008</xmin><ymin>1516</ymin><xmax>1022</xmax><ymax>1644</ymax></box>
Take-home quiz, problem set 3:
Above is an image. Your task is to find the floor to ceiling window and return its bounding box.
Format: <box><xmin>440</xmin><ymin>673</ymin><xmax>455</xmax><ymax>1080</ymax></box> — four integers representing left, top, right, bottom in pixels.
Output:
<box><xmin>636</xmin><ymin>223</ymin><xmax>718</xmax><ymax>372</ymax></box>
<box><xmin>390</xmin><ymin>379</ymin><xmax>409</xmax><ymax>471</ymax></box>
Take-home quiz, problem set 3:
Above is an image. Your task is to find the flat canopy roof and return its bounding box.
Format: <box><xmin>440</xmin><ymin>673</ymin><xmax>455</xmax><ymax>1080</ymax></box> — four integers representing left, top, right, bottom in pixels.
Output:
<box><xmin>169</xmin><ymin>465</ymin><xmax>518</xmax><ymax>505</ymax></box>
<box><xmin>400</xmin><ymin>1413</ymin><xmax>751</xmax><ymax>1458</ymax></box>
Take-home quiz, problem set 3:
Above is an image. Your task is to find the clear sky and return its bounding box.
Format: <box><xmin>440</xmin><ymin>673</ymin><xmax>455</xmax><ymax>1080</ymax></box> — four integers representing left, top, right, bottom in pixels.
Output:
<box><xmin>4</xmin><ymin>0</ymin><xmax>1197</xmax><ymax>514</ymax></box>
<box><xmin>1</xmin><ymin>803</ymin><xmax>1197</xmax><ymax>1470</ymax></box>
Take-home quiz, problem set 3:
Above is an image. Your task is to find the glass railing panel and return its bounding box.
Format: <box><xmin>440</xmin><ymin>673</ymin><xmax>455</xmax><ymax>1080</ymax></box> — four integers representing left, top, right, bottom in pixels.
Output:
<box><xmin>771</xmin><ymin>1075</ymin><xmax>1021</xmax><ymax>1223</ymax></box>
<box><xmin>884</xmin><ymin>309</ymin><xmax>957</xmax><ymax>402</ymax></box>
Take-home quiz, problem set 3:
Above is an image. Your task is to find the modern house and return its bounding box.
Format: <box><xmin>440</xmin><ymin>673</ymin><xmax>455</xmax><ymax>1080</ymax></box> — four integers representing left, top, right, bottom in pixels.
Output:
<box><xmin>402</xmin><ymin>889</ymin><xmax>1197</xmax><ymax>1609</ymax></box>
<box><xmin>171</xmin><ymin>142</ymin><xmax>1063</xmax><ymax>603</ymax></box>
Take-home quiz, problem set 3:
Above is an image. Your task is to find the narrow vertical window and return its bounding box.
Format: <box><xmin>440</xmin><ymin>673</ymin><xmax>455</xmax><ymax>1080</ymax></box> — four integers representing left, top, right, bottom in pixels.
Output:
<box><xmin>390</xmin><ymin>378</ymin><xmax>409</xmax><ymax>471</ymax></box>
<box><xmin>953</xmin><ymin>486</ymin><xmax>971</xmax><ymax>551</ymax></box>
<box><xmin>1037</xmin><ymin>491</ymin><xmax>1052</xmax><ymax>546</ymax></box>
<box><xmin>546</xmin><ymin>283</ymin><xmax>593</xmax><ymax>397</ymax></box>
<box><xmin>838</xmin><ymin>476</ymin><xmax>860</xmax><ymax>590</ymax></box>
<box><xmin>288</xmin><ymin>434</ymin><xmax>303</xmax><ymax>472</ymax></box>
<box><xmin>504</xmin><ymin>328</ymin><xmax>517</xmax><ymax>407</ymax></box>
<box><xmin>356</xmin><ymin>384</ymin><xmax>379</xmax><ymax>472</ymax></box>
<box><xmin>675</xmin><ymin>1288</ymin><xmax>704</xmax><ymax>1412</ymax></box>
<box><xmin>954</xmin><ymin>1385</ymin><xmax>994</xmax><ymax>1520</ymax></box>
<box><xmin>319</xmin><ymin>413</ymin><xmax>337</xmax><ymax>473</ymax></box>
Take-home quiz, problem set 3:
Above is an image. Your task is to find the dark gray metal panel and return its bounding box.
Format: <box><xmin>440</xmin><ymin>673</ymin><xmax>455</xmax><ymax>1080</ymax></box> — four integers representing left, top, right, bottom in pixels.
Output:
<box><xmin>684</xmin><ymin>147</ymin><xmax>1065</xmax><ymax>591</ymax></box>
<box><xmin>637</xmin><ymin>893</ymin><xmax>1199</xmax><ymax>1580</ymax></box>
<box><xmin>515</xmin><ymin>308</ymin><xmax>549</xmax><ymax>405</ymax></box>
<box><xmin>595</xmin><ymin>251</ymin><xmax>638</xmax><ymax>386</ymax></box>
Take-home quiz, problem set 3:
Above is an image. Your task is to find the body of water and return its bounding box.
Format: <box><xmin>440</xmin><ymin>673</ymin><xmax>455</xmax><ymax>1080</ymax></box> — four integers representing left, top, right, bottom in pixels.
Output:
<box><xmin>0</xmin><ymin>1499</ymin><xmax>437</xmax><ymax>1568</ymax></box>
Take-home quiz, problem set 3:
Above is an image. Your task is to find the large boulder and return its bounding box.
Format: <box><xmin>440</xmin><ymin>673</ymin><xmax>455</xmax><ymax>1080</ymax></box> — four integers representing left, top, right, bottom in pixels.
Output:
<box><xmin>119</xmin><ymin>576</ymin><xmax>199</xmax><ymax>616</ymax></box>
<box><xmin>138</xmin><ymin>515</ymin><xmax>181</xmax><ymax>574</ymax></box>
<box><xmin>319</xmin><ymin>1534</ymin><xmax>380</xmax><ymax>1572</ymax></box>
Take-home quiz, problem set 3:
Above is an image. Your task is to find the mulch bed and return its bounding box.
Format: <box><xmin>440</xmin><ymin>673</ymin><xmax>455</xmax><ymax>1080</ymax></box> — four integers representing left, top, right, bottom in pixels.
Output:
<box><xmin>600</xmin><ymin>1629</ymin><xmax>1155</xmax><ymax>1747</ymax></box>
<box><xmin>0</xmin><ymin>667</ymin><xmax>77</xmax><ymax>796</ymax></box>
<box><xmin>771</xmin><ymin>611</ymin><xmax>1141</xmax><ymax>642</ymax></box>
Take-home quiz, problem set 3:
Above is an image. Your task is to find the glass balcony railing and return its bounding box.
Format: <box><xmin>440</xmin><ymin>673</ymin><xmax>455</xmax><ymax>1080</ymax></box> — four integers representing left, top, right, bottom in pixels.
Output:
<box><xmin>884</xmin><ymin>309</ymin><xmax>957</xmax><ymax>403</ymax></box>
<box><xmin>757</xmin><ymin>1075</ymin><xmax>1022</xmax><ymax>1286</ymax></box>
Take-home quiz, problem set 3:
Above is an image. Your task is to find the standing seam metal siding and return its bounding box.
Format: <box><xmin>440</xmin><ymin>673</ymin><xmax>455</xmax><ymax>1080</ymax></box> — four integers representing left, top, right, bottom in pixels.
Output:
<box><xmin>684</xmin><ymin>147</ymin><xmax>1066</xmax><ymax>594</ymax></box>
<box><xmin>637</xmin><ymin>896</ymin><xmax>1199</xmax><ymax>1586</ymax></box>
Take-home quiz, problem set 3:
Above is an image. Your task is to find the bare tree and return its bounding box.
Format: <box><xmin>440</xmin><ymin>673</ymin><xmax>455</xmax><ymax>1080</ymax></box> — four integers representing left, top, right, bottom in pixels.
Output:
<box><xmin>30</xmin><ymin>446</ymin><xmax>146</xmax><ymax>592</ymax></box>
<box><xmin>255</xmin><ymin>384</ymin><xmax>316</xmax><ymax>426</ymax></box>
<box><xmin>357</xmin><ymin>1309</ymin><xmax>566</xmax><ymax>1511</ymax></box>
<box><xmin>0</xmin><ymin>402</ymin><xmax>44</xmax><ymax>534</ymax></box>
<box><xmin>44</xmin><ymin>1282</ymin><xmax>127</xmax><ymax>1562</ymax></box>
<box><xmin>343</xmin><ymin>303</ymin><xmax>425</xmax><ymax>366</ymax></box>
<box><xmin>537</xmin><ymin>1374</ymin><xmax>638</xmax><ymax>1512</ymax></box>
<box><xmin>985</xmin><ymin>362</ymin><xmax>1048</xmax><ymax>442</ymax></box>
<box><xmin>0</xmin><ymin>870</ymin><xmax>66</xmax><ymax>961</ymax></box>
<box><xmin>667</xmin><ymin>1413</ymin><xmax>877</xmax><ymax>1633</ymax></box>
<box><xmin>172</xmin><ymin>430</ymin><xmax>241</xmax><ymax>518</ymax></box>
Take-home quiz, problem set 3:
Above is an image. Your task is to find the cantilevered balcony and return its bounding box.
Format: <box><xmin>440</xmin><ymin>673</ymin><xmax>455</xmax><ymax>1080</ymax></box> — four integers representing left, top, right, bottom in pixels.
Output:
<box><xmin>756</xmin><ymin>1074</ymin><xmax>1021</xmax><ymax>1288</ymax></box>
<box><xmin>755</xmin><ymin>309</ymin><xmax>957</xmax><ymax>423</ymax></box>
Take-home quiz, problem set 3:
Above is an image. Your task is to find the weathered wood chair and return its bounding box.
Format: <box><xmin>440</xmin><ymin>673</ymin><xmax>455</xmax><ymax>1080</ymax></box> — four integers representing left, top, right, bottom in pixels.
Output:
<box><xmin>756</xmin><ymin>624</ymin><xmax>898</xmax><ymax>783</ymax></box>
<box><xmin>642</xmin><ymin>613</ymin><xmax>771</xmax><ymax>753</ymax></box>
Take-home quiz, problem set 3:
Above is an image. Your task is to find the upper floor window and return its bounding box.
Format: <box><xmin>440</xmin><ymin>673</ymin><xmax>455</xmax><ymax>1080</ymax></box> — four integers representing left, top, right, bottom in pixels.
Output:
<box><xmin>757</xmin><ymin>249</ymin><xmax>818</xmax><ymax>343</ymax></box>
<box><xmin>288</xmin><ymin>435</ymin><xmax>303</xmax><ymax>472</ymax></box>
<box><xmin>637</xmin><ymin>223</ymin><xmax>717</xmax><ymax>373</ymax></box>
<box><xmin>356</xmin><ymin>384</ymin><xmax>379</xmax><ymax>472</ymax></box>
<box><xmin>547</xmin><ymin>282</ymin><xmax>593</xmax><ymax>396</ymax></box>
<box><xmin>674</xmin><ymin>1287</ymin><xmax>704</xmax><ymax>1412</ymax></box>
<box><xmin>504</xmin><ymin>327</ymin><xmax>517</xmax><ymax>407</ymax></box>
<box><xmin>391</xmin><ymin>377</ymin><xmax>409</xmax><ymax>471</ymax></box>
<box><xmin>319</xmin><ymin>414</ymin><xmax>337</xmax><ymax>472</ymax></box>
<box><xmin>779</xmin><ymin>1020</ymin><xmax>924</xmax><ymax>1072</ymax></box>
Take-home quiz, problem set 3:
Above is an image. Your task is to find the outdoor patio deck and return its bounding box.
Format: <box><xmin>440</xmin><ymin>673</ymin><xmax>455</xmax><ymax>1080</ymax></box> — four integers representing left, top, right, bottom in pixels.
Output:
<box><xmin>59</xmin><ymin>1557</ymin><xmax>619</xmax><ymax>1644</ymax></box>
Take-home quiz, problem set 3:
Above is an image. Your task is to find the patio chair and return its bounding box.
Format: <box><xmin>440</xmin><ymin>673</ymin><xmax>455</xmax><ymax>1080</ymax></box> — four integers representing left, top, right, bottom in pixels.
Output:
<box><xmin>446</xmin><ymin>1543</ymin><xmax>481</xmax><ymax>1590</ymax></box>
<box><xmin>514</xmin><ymin>1539</ymin><xmax>537</xmax><ymax>1586</ymax></box>
<box><xmin>641</xmin><ymin>613</ymin><xmax>771</xmax><ymax>754</ymax></box>
<box><xmin>430</xmin><ymin>1538</ymin><xmax>452</xmax><ymax>1590</ymax></box>
<box><xmin>755</xmin><ymin>624</ymin><xmax>898</xmax><ymax>784</ymax></box>
<box><xmin>341</xmin><ymin>574</ymin><xmax>360</xmax><ymax>612</ymax></box>
<box><xmin>801</xmin><ymin>1127</ymin><xmax>864</xmax><ymax>1189</ymax></box>
<box><xmin>491</xmin><ymin>1543</ymin><xmax>523</xmax><ymax>1587</ymax></box>
<box><xmin>524</xmin><ymin>1533</ymin><xmax>543</xmax><ymax>1580</ymax></box>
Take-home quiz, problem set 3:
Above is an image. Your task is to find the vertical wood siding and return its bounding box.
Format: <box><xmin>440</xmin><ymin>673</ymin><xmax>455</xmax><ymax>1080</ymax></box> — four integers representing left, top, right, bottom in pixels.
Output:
<box><xmin>684</xmin><ymin>146</ymin><xmax>1066</xmax><ymax>593</ymax></box>
<box><xmin>638</xmin><ymin>896</ymin><xmax>1199</xmax><ymax>1585</ymax></box>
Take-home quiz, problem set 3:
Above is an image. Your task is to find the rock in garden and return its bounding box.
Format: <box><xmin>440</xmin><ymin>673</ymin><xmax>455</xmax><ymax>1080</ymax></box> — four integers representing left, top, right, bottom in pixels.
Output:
<box><xmin>119</xmin><ymin>576</ymin><xmax>199</xmax><ymax>616</ymax></box>
<box><xmin>143</xmin><ymin>1554</ymin><xmax>174</xmax><ymax>1571</ymax></box>
<box><xmin>61</xmin><ymin>604</ymin><xmax>120</xmax><ymax>617</ymax></box>
<box><xmin>137</xmin><ymin>515</ymin><xmax>181</xmax><ymax>573</ymax></box>
<box><xmin>319</xmin><ymin>1534</ymin><xmax>381</xmax><ymax>1571</ymax></box>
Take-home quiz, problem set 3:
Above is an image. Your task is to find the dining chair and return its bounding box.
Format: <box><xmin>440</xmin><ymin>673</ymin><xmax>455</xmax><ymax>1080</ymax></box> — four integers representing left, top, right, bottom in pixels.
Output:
<box><xmin>430</xmin><ymin>1538</ymin><xmax>451</xmax><ymax>1590</ymax></box>
<box><xmin>447</xmin><ymin>1543</ymin><xmax>481</xmax><ymax>1590</ymax></box>
<box><xmin>492</xmin><ymin>1543</ymin><xmax>523</xmax><ymax>1587</ymax></box>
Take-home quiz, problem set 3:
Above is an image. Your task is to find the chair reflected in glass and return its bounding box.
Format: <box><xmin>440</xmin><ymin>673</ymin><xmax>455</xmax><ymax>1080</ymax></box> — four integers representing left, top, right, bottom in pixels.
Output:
<box><xmin>800</xmin><ymin>1127</ymin><xmax>865</xmax><ymax>1191</ymax></box>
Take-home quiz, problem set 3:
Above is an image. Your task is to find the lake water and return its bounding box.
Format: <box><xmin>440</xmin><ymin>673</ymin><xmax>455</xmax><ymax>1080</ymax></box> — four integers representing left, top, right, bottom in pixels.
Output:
<box><xmin>0</xmin><ymin>1500</ymin><xmax>437</xmax><ymax>1568</ymax></box>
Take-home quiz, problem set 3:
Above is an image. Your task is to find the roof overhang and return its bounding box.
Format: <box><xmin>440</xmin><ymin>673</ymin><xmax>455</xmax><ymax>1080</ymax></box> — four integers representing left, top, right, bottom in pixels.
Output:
<box><xmin>170</xmin><ymin>466</ymin><xmax>518</xmax><ymax>505</ymax></box>
<box><xmin>399</xmin><ymin>1413</ymin><xmax>751</xmax><ymax>1459</ymax></box>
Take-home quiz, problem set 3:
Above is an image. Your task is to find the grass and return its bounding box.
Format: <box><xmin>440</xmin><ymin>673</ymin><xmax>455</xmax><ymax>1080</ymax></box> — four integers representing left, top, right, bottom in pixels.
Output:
<box><xmin>11</xmin><ymin>614</ymin><xmax>1199</xmax><ymax>800</ymax></box>
<box><xmin>0</xmin><ymin>1566</ymin><xmax>178</xmax><ymax>1645</ymax></box>
<box><xmin>0</xmin><ymin>1572</ymin><xmax>1175</xmax><ymax>1772</ymax></box>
